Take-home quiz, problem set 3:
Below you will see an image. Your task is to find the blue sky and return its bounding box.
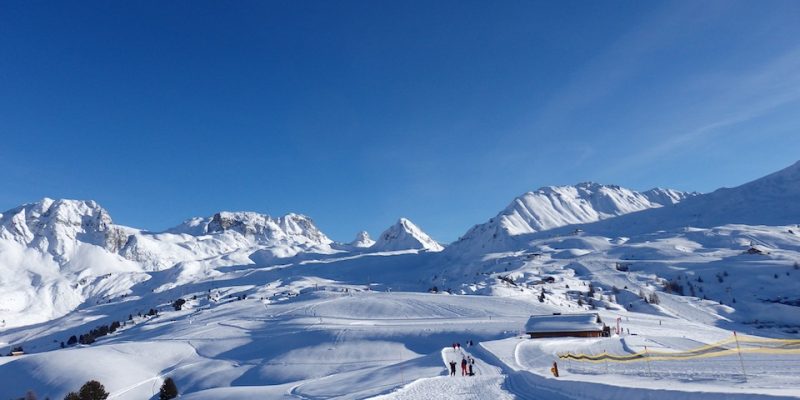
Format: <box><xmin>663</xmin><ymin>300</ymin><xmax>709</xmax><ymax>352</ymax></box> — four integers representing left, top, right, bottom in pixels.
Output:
<box><xmin>1</xmin><ymin>1</ymin><xmax>799</xmax><ymax>243</ymax></box>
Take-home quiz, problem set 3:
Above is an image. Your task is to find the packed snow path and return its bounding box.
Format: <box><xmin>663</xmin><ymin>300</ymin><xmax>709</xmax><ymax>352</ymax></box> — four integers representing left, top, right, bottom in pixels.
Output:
<box><xmin>373</xmin><ymin>347</ymin><xmax>512</xmax><ymax>400</ymax></box>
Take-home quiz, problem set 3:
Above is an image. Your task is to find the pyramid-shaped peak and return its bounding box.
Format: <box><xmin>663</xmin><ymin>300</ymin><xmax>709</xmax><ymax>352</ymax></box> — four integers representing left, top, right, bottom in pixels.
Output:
<box><xmin>371</xmin><ymin>218</ymin><xmax>443</xmax><ymax>252</ymax></box>
<box><xmin>350</xmin><ymin>230</ymin><xmax>375</xmax><ymax>248</ymax></box>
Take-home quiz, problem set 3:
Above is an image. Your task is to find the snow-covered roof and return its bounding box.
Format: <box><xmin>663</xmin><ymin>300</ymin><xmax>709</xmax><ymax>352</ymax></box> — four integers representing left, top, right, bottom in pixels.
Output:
<box><xmin>525</xmin><ymin>313</ymin><xmax>603</xmax><ymax>333</ymax></box>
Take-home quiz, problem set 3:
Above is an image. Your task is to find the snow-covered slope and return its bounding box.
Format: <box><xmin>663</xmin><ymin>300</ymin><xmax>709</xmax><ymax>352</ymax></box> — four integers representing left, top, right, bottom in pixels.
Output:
<box><xmin>452</xmin><ymin>183</ymin><xmax>696</xmax><ymax>253</ymax></box>
<box><xmin>371</xmin><ymin>218</ymin><xmax>444</xmax><ymax>252</ymax></box>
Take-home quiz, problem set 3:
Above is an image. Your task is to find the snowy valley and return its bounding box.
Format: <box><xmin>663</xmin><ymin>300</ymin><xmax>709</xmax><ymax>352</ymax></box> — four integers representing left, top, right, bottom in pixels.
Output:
<box><xmin>1</xmin><ymin>162</ymin><xmax>799</xmax><ymax>399</ymax></box>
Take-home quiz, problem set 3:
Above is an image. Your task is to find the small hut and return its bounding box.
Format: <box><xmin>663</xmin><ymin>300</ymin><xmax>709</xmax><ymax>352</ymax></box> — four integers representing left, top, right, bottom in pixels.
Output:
<box><xmin>525</xmin><ymin>313</ymin><xmax>606</xmax><ymax>339</ymax></box>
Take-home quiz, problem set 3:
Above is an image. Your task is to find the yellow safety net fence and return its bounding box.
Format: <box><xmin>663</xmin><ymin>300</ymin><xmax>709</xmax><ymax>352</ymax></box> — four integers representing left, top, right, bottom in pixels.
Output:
<box><xmin>558</xmin><ymin>334</ymin><xmax>800</xmax><ymax>363</ymax></box>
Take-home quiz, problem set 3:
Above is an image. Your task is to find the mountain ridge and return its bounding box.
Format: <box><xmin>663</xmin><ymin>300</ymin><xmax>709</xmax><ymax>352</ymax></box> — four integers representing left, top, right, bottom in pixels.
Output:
<box><xmin>450</xmin><ymin>182</ymin><xmax>698</xmax><ymax>254</ymax></box>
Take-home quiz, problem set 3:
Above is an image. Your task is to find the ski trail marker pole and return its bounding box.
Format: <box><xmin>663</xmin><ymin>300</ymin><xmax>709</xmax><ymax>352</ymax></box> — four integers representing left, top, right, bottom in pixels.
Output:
<box><xmin>734</xmin><ymin>331</ymin><xmax>747</xmax><ymax>382</ymax></box>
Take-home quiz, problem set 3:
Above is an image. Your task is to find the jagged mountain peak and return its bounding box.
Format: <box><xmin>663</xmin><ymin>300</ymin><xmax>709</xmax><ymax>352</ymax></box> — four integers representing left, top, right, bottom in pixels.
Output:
<box><xmin>452</xmin><ymin>182</ymin><xmax>695</xmax><ymax>253</ymax></box>
<box><xmin>169</xmin><ymin>210</ymin><xmax>331</xmax><ymax>245</ymax></box>
<box><xmin>371</xmin><ymin>218</ymin><xmax>443</xmax><ymax>252</ymax></box>
<box><xmin>0</xmin><ymin>198</ymin><xmax>119</xmax><ymax>261</ymax></box>
<box><xmin>350</xmin><ymin>230</ymin><xmax>375</xmax><ymax>248</ymax></box>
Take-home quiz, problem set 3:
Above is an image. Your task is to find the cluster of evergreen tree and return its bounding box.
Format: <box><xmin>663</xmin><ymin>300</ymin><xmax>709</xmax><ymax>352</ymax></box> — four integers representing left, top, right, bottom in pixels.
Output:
<box><xmin>64</xmin><ymin>308</ymin><xmax>159</xmax><ymax>348</ymax></box>
<box><xmin>71</xmin><ymin>321</ymin><xmax>122</xmax><ymax>345</ymax></box>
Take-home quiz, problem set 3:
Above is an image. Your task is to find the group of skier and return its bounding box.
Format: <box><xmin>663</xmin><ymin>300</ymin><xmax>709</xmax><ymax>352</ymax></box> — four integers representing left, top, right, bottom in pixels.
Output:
<box><xmin>447</xmin><ymin>342</ymin><xmax>476</xmax><ymax>377</ymax></box>
<box><xmin>448</xmin><ymin>355</ymin><xmax>475</xmax><ymax>376</ymax></box>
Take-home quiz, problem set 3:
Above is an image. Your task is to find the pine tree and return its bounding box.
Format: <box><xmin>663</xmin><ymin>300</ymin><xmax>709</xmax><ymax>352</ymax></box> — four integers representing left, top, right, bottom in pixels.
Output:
<box><xmin>78</xmin><ymin>380</ymin><xmax>108</xmax><ymax>400</ymax></box>
<box><xmin>159</xmin><ymin>377</ymin><xmax>179</xmax><ymax>400</ymax></box>
<box><xmin>63</xmin><ymin>393</ymin><xmax>80</xmax><ymax>400</ymax></box>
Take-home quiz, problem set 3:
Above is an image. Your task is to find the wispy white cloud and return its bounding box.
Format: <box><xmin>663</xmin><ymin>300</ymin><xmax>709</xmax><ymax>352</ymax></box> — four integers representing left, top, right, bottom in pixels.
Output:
<box><xmin>602</xmin><ymin>46</ymin><xmax>800</xmax><ymax>176</ymax></box>
<box><xmin>526</xmin><ymin>2</ymin><xmax>725</xmax><ymax>133</ymax></box>
<box><xmin>482</xmin><ymin>2</ymin><xmax>729</xmax><ymax>175</ymax></box>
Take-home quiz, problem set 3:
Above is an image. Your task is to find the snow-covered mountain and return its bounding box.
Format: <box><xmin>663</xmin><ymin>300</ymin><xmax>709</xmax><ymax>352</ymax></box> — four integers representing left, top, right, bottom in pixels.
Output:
<box><xmin>0</xmin><ymin>199</ymin><xmax>145</xmax><ymax>328</ymax></box>
<box><xmin>371</xmin><ymin>218</ymin><xmax>444</xmax><ymax>252</ymax></box>
<box><xmin>579</xmin><ymin>160</ymin><xmax>800</xmax><ymax>236</ymax></box>
<box><xmin>169</xmin><ymin>211</ymin><xmax>331</xmax><ymax>246</ymax></box>
<box><xmin>349</xmin><ymin>231</ymin><xmax>375</xmax><ymax>248</ymax></box>
<box><xmin>0</xmin><ymin>198</ymin><xmax>129</xmax><ymax>263</ymax></box>
<box><xmin>0</xmin><ymin>203</ymin><xmax>340</xmax><ymax>327</ymax></box>
<box><xmin>452</xmin><ymin>183</ymin><xmax>697</xmax><ymax>252</ymax></box>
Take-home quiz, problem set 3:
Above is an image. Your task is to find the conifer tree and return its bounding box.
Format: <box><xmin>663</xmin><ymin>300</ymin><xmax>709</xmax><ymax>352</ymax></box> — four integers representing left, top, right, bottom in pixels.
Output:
<box><xmin>159</xmin><ymin>377</ymin><xmax>179</xmax><ymax>400</ymax></box>
<box><xmin>78</xmin><ymin>380</ymin><xmax>108</xmax><ymax>400</ymax></box>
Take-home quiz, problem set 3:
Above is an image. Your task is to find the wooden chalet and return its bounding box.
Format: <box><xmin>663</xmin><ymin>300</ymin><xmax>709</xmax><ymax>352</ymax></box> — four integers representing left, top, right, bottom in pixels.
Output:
<box><xmin>525</xmin><ymin>313</ymin><xmax>607</xmax><ymax>339</ymax></box>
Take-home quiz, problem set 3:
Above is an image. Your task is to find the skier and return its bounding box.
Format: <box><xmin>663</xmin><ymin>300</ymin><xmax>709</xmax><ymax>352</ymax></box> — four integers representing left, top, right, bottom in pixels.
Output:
<box><xmin>449</xmin><ymin>360</ymin><xmax>457</xmax><ymax>376</ymax></box>
<box><xmin>468</xmin><ymin>356</ymin><xmax>475</xmax><ymax>376</ymax></box>
<box><xmin>461</xmin><ymin>357</ymin><xmax>468</xmax><ymax>376</ymax></box>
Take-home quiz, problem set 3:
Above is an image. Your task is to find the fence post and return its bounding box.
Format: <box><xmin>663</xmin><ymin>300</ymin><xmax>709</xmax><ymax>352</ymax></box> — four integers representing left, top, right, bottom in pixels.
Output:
<box><xmin>733</xmin><ymin>331</ymin><xmax>747</xmax><ymax>382</ymax></box>
<box><xmin>644</xmin><ymin>346</ymin><xmax>652</xmax><ymax>377</ymax></box>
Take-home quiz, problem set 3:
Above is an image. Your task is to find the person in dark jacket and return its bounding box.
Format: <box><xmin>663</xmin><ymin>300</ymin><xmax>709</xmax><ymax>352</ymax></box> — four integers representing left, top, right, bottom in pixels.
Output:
<box><xmin>449</xmin><ymin>360</ymin><xmax>457</xmax><ymax>376</ymax></box>
<box><xmin>468</xmin><ymin>356</ymin><xmax>475</xmax><ymax>376</ymax></box>
<box><xmin>461</xmin><ymin>357</ymin><xmax>468</xmax><ymax>376</ymax></box>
